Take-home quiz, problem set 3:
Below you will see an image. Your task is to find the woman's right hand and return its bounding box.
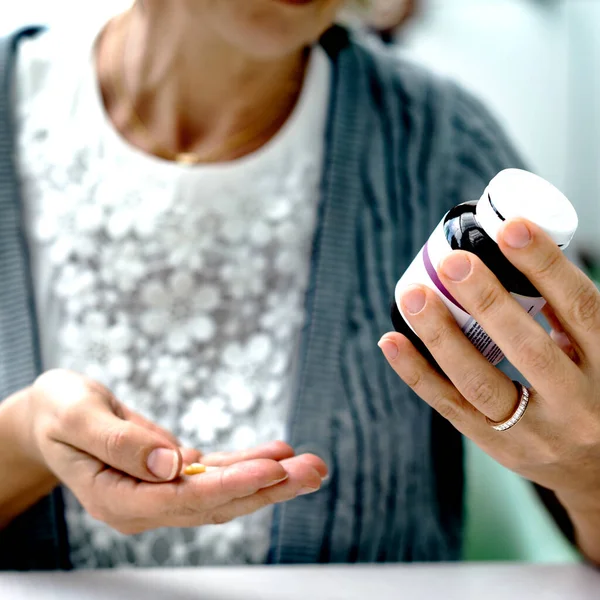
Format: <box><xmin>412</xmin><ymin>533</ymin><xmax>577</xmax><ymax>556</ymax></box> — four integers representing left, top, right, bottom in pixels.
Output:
<box><xmin>21</xmin><ymin>369</ymin><xmax>326</xmax><ymax>535</ymax></box>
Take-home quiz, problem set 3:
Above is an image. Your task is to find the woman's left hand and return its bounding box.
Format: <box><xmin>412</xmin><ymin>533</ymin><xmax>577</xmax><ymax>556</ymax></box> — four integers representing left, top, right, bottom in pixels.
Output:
<box><xmin>379</xmin><ymin>219</ymin><xmax>600</xmax><ymax>560</ymax></box>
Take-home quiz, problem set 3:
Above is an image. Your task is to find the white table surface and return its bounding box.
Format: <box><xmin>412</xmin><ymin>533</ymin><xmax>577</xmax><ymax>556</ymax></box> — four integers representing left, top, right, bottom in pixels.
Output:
<box><xmin>1</xmin><ymin>564</ymin><xmax>599</xmax><ymax>600</ymax></box>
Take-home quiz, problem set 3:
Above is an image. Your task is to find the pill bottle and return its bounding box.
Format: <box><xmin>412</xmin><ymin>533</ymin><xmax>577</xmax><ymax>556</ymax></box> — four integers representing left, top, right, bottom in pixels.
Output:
<box><xmin>391</xmin><ymin>169</ymin><xmax>578</xmax><ymax>366</ymax></box>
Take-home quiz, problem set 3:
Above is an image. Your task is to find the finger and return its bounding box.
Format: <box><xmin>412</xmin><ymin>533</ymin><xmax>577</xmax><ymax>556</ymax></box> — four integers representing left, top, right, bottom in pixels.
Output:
<box><xmin>34</xmin><ymin>371</ymin><xmax>183</xmax><ymax>482</ymax></box>
<box><xmin>378</xmin><ymin>331</ymin><xmax>487</xmax><ymax>435</ymax></box>
<box><xmin>31</xmin><ymin>369</ymin><xmax>181</xmax><ymax>482</ymax></box>
<box><xmin>541</xmin><ymin>305</ymin><xmax>578</xmax><ymax>360</ymax></box>
<box><xmin>437</xmin><ymin>250</ymin><xmax>583</xmax><ymax>400</ymax></box>
<box><xmin>121</xmin><ymin>406</ymin><xmax>181</xmax><ymax>447</ymax></box>
<box><xmin>58</xmin><ymin>400</ymin><xmax>182</xmax><ymax>482</ymax></box>
<box><xmin>163</xmin><ymin>454</ymin><xmax>326</xmax><ymax>519</ymax></box>
<box><xmin>396</xmin><ymin>285</ymin><xmax>518</xmax><ymax>423</ymax></box>
<box><xmin>61</xmin><ymin>453</ymin><xmax>323</xmax><ymax>532</ymax></box>
<box><xmin>499</xmin><ymin>220</ymin><xmax>600</xmax><ymax>358</ymax></box>
<box><xmin>77</xmin><ymin>411</ymin><xmax>182</xmax><ymax>482</ymax></box>
<box><xmin>542</xmin><ymin>304</ymin><xmax>565</xmax><ymax>334</ymax></box>
<box><xmin>550</xmin><ymin>329</ymin><xmax>578</xmax><ymax>361</ymax></box>
<box><xmin>200</xmin><ymin>441</ymin><xmax>295</xmax><ymax>467</ymax></box>
<box><xmin>181</xmin><ymin>457</ymin><xmax>324</xmax><ymax>527</ymax></box>
<box><xmin>43</xmin><ymin>437</ymin><xmax>106</xmax><ymax>494</ymax></box>
<box><xmin>94</xmin><ymin>457</ymin><xmax>291</xmax><ymax>522</ymax></box>
<box><xmin>180</xmin><ymin>447</ymin><xmax>203</xmax><ymax>468</ymax></box>
<box><xmin>185</xmin><ymin>443</ymin><xmax>326</xmax><ymax>478</ymax></box>
<box><xmin>287</xmin><ymin>452</ymin><xmax>329</xmax><ymax>479</ymax></box>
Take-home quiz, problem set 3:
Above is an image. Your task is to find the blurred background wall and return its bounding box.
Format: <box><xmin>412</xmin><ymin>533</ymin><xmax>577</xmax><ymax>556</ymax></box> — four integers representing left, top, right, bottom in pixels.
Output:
<box><xmin>2</xmin><ymin>0</ymin><xmax>597</xmax><ymax>563</ymax></box>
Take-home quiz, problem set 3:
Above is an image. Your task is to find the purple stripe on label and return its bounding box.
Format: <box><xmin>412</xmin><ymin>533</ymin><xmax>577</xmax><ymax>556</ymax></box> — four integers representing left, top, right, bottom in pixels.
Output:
<box><xmin>423</xmin><ymin>242</ymin><xmax>467</xmax><ymax>312</ymax></box>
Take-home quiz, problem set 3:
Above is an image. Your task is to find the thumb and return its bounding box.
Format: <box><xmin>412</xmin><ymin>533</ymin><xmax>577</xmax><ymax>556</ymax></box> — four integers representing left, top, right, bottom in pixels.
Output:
<box><xmin>80</xmin><ymin>410</ymin><xmax>183</xmax><ymax>482</ymax></box>
<box><xmin>33</xmin><ymin>370</ymin><xmax>182</xmax><ymax>482</ymax></box>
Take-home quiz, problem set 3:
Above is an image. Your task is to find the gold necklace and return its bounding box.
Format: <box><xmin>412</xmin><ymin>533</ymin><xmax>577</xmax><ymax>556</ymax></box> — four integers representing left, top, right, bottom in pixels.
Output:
<box><xmin>107</xmin><ymin>12</ymin><xmax>308</xmax><ymax>165</ymax></box>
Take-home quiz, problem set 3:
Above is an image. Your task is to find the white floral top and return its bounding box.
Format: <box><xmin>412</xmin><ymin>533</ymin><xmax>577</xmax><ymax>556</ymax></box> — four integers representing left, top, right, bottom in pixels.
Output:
<box><xmin>15</xmin><ymin>21</ymin><xmax>331</xmax><ymax>567</ymax></box>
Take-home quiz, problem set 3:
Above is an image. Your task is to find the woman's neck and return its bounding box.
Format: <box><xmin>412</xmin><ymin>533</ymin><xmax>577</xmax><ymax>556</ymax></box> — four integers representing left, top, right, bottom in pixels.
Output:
<box><xmin>96</xmin><ymin>3</ymin><xmax>310</xmax><ymax>162</ymax></box>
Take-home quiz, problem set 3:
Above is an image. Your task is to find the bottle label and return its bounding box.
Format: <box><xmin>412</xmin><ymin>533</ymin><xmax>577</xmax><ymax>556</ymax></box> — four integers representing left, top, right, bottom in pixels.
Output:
<box><xmin>395</xmin><ymin>218</ymin><xmax>546</xmax><ymax>366</ymax></box>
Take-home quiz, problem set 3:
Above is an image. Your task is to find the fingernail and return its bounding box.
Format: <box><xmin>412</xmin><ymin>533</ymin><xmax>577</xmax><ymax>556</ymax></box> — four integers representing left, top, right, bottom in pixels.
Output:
<box><xmin>550</xmin><ymin>329</ymin><xmax>572</xmax><ymax>351</ymax></box>
<box><xmin>297</xmin><ymin>486</ymin><xmax>320</xmax><ymax>496</ymax></box>
<box><xmin>147</xmin><ymin>448</ymin><xmax>179</xmax><ymax>480</ymax></box>
<box><xmin>401</xmin><ymin>287</ymin><xmax>427</xmax><ymax>314</ymax></box>
<box><xmin>440</xmin><ymin>253</ymin><xmax>472</xmax><ymax>282</ymax></box>
<box><xmin>378</xmin><ymin>338</ymin><xmax>399</xmax><ymax>361</ymax></box>
<box><xmin>265</xmin><ymin>474</ymin><xmax>289</xmax><ymax>487</ymax></box>
<box><xmin>502</xmin><ymin>221</ymin><xmax>532</xmax><ymax>249</ymax></box>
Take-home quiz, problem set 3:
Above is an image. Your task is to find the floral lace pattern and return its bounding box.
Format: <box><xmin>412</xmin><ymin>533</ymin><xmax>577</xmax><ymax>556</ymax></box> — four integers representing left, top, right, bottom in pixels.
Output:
<box><xmin>16</xmin><ymin>32</ymin><xmax>330</xmax><ymax>567</ymax></box>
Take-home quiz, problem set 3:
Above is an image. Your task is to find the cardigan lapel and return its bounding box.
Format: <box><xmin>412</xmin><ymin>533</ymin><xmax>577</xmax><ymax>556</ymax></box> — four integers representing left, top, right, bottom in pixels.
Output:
<box><xmin>0</xmin><ymin>27</ymin><xmax>70</xmax><ymax>571</ymax></box>
<box><xmin>269</xmin><ymin>27</ymin><xmax>375</xmax><ymax>564</ymax></box>
<box><xmin>0</xmin><ymin>27</ymin><xmax>44</xmax><ymax>400</ymax></box>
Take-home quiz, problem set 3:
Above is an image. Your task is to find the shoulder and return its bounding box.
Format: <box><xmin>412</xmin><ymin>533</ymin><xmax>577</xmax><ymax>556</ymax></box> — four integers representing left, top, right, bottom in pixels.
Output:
<box><xmin>9</xmin><ymin>28</ymin><xmax>54</xmax><ymax>104</ymax></box>
<box><xmin>322</xmin><ymin>26</ymin><xmax>525</xmax><ymax>204</ymax></box>
<box><xmin>4</xmin><ymin>24</ymin><xmax>100</xmax><ymax>138</ymax></box>
<box><xmin>323</xmin><ymin>26</ymin><xmax>490</xmax><ymax>118</ymax></box>
<box><xmin>351</xmin><ymin>28</ymin><xmax>519</xmax><ymax>156</ymax></box>
<box><xmin>0</xmin><ymin>27</ymin><xmax>65</xmax><ymax>113</ymax></box>
<box><xmin>5</xmin><ymin>24</ymin><xmax>97</xmax><ymax>107</ymax></box>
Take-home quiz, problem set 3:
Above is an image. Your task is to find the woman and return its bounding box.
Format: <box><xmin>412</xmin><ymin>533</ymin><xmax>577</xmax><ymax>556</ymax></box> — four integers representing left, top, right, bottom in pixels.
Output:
<box><xmin>1</xmin><ymin>0</ymin><xmax>600</xmax><ymax>570</ymax></box>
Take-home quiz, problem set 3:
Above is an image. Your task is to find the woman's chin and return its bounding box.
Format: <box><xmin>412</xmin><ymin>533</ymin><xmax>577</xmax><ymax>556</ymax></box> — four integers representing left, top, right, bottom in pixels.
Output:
<box><xmin>209</xmin><ymin>0</ymin><xmax>341</xmax><ymax>59</ymax></box>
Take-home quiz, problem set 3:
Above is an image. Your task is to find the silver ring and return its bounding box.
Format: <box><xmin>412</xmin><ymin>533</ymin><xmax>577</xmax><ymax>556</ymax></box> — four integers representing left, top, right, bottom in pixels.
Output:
<box><xmin>487</xmin><ymin>381</ymin><xmax>530</xmax><ymax>432</ymax></box>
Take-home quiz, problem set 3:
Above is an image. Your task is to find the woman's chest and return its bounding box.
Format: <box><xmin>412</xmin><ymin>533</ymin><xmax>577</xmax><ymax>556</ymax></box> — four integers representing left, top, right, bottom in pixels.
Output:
<box><xmin>18</xmin><ymin>137</ymin><xmax>324</xmax><ymax>445</ymax></box>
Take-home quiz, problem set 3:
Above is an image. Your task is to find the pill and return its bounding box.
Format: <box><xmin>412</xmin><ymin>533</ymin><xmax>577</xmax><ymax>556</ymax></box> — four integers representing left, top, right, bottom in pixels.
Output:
<box><xmin>184</xmin><ymin>463</ymin><xmax>207</xmax><ymax>475</ymax></box>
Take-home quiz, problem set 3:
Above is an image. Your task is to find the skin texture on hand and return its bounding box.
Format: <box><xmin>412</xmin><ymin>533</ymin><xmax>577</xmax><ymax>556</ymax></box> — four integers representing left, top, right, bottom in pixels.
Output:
<box><xmin>0</xmin><ymin>388</ymin><xmax>59</xmax><ymax>528</ymax></box>
<box><xmin>379</xmin><ymin>218</ymin><xmax>600</xmax><ymax>564</ymax></box>
<box><xmin>1</xmin><ymin>370</ymin><xmax>327</xmax><ymax>535</ymax></box>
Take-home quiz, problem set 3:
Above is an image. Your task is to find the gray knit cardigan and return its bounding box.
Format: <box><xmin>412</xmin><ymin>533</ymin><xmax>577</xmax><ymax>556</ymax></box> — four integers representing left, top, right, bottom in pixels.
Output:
<box><xmin>0</xmin><ymin>25</ymin><xmax>522</xmax><ymax>570</ymax></box>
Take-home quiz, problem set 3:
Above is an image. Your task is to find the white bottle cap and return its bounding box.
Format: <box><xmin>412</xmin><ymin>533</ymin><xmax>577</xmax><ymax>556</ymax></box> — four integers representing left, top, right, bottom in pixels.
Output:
<box><xmin>476</xmin><ymin>169</ymin><xmax>578</xmax><ymax>249</ymax></box>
